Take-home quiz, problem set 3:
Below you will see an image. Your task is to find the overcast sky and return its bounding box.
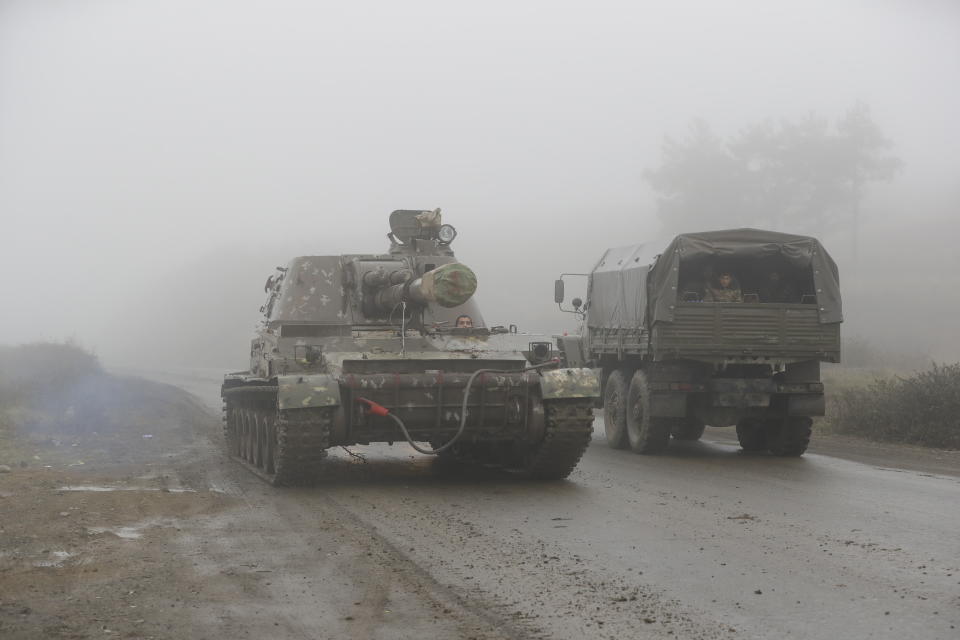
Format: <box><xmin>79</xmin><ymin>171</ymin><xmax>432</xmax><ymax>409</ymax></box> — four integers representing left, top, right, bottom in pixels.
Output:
<box><xmin>2</xmin><ymin>0</ymin><xmax>958</xmax><ymax>366</ymax></box>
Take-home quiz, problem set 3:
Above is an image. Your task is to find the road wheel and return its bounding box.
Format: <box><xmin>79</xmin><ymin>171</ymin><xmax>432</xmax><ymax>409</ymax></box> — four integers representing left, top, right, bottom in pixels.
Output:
<box><xmin>240</xmin><ymin>409</ymin><xmax>252</xmax><ymax>462</ymax></box>
<box><xmin>736</xmin><ymin>418</ymin><xmax>768</xmax><ymax>452</ymax></box>
<box><xmin>248</xmin><ymin>410</ymin><xmax>260</xmax><ymax>465</ymax></box>
<box><xmin>626</xmin><ymin>370</ymin><xmax>671</xmax><ymax>454</ymax></box>
<box><xmin>253</xmin><ymin>412</ymin><xmax>265</xmax><ymax>469</ymax></box>
<box><xmin>603</xmin><ymin>369</ymin><xmax>630</xmax><ymax>449</ymax></box>
<box><xmin>767</xmin><ymin>416</ymin><xmax>812</xmax><ymax>457</ymax></box>
<box><xmin>264</xmin><ymin>415</ymin><xmax>277</xmax><ymax>475</ymax></box>
<box><xmin>671</xmin><ymin>417</ymin><xmax>706</xmax><ymax>441</ymax></box>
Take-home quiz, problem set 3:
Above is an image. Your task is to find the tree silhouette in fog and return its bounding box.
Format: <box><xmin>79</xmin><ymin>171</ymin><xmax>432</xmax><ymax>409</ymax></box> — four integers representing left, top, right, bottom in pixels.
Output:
<box><xmin>644</xmin><ymin>103</ymin><xmax>901</xmax><ymax>242</ymax></box>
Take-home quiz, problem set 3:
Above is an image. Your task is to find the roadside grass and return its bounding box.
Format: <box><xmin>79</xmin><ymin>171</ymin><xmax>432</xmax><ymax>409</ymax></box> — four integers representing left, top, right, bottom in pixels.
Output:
<box><xmin>821</xmin><ymin>363</ymin><xmax>960</xmax><ymax>450</ymax></box>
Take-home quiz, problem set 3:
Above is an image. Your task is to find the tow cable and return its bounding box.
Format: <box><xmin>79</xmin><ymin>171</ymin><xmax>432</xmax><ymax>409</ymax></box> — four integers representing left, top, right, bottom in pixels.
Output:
<box><xmin>357</xmin><ymin>359</ymin><xmax>560</xmax><ymax>455</ymax></box>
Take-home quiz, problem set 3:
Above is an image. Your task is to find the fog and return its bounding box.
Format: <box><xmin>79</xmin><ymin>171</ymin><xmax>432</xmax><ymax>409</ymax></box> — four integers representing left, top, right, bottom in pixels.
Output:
<box><xmin>2</xmin><ymin>0</ymin><xmax>958</xmax><ymax>369</ymax></box>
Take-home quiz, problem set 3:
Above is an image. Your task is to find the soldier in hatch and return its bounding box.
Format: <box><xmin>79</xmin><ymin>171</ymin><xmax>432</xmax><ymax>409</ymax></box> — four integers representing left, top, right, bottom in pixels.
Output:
<box><xmin>704</xmin><ymin>271</ymin><xmax>743</xmax><ymax>303</ymax></box>
<box><xmin>455</xmin><ymin>314</ymin><xmax>474</xmax><ymax>328</ymax></box>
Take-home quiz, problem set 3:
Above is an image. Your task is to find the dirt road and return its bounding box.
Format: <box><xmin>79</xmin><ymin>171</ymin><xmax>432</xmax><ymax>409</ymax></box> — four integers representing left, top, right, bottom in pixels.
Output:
<box><xmin>2</xmin><ymin>367</ymin><xmax>958</xmax><ymax>639</ymax></box>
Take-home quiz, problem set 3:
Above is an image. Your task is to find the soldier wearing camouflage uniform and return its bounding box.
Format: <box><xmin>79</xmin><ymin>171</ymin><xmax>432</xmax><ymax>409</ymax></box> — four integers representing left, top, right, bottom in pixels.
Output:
<box><xmin>704</xmin><ymin>272</ymin><xmax>743</xmax><ymax>302</ymax></box>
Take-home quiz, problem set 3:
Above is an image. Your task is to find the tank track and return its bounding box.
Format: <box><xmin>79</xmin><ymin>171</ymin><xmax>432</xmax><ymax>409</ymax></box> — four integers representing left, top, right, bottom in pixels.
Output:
<box><xmin>272</xmin><ymin>407</ymin><xmax>332</xmax><ymax>485</ymax></box>
<box><xmin>223</xmin><ymin>388</ymin><xmax>331</xmax><ymax>486</ymax></box>
<box><xmin>520</xmin><ymin>399</ymin><xmax>594</xmax><ymax>480</ymax></box>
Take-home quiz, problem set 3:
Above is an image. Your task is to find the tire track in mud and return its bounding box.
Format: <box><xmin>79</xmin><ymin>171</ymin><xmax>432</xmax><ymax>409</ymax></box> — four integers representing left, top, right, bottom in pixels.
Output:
<box><xmin>320</xmin><ymin>480</ymin><xmax>736</xmax><ymax>640</ymax></box>
<box><xmin>164</xmin><ymin>431</ymin><xmax>529</xmax><ymax>640</ymax></box>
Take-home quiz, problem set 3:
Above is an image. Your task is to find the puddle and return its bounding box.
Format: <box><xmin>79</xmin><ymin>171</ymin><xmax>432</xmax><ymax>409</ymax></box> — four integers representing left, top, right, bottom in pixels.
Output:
<box><xmin>58</xmin><ymin>486</ymin><xmax>196</xmax><ymax>493</ymax></box>
<box><xmin>87</xmin><ymin>517</ymin><xmax>179</xmax><ymax>541</ymax></box>
<box><xmin>88</xmin><ymin>526</ymin><xmax>144</xmax><ymax>540</ymax></box>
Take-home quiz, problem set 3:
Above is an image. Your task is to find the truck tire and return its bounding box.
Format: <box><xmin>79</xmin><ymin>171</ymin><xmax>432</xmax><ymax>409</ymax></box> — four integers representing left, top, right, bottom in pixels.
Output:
<box><xmin>767</xmin><ymin>416</ymin><xmax>812</xmax><ymax>457</ymax></box>
<box><xmin>603</xmin><ymin>369</ymin><xmax>630</xmax><ymax>449</ymax></box>
<box><xmin>626</xmin><ymin>370</ymin><xmax>671</xmax><ymax>454</ymax></box>
<box><xmin>671</xmin><ymin>418</ymin><xmax>706</xmax><ymax>441</ymax></box>
<box><xmin>735</xmin><ymin>418</ymin><xmax>767</xmax><ymax>452</ymax></box>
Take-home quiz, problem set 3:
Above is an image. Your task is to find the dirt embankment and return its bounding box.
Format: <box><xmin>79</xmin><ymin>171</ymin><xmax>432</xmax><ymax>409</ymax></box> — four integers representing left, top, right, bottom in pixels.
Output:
<box><xmin>0</xmin><ymin>342</ymin><xmax>212</xmax><ymax>471</ymax></box>
<box><xmin>0</xmin><ymin>345</ymin><xmax>238</xmax><ymax>639</ymax></box>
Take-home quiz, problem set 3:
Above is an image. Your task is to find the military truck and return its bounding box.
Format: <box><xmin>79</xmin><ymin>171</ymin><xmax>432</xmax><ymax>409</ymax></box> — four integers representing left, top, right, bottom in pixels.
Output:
<box><xmin>222</xmin><ymin>209</ymin><xmax>599</xmax><ymax>485</ymax></box>
<box><xmin>555</xmin><ymin>229</ymin><xmax>841</xmax><ymax>456</ymax></box>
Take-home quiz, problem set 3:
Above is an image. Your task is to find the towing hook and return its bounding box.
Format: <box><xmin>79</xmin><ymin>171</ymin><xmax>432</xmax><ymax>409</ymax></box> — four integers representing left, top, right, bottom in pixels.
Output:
<box><xmin>357</xmin><ymin>397</ymin><xmax>390</xmax><ymax>417</ymax></box>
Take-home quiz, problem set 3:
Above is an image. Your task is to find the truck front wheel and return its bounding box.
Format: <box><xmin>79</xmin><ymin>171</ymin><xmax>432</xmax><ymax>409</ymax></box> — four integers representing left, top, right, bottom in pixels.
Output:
<box><xmin>603</xmin><ymin>369</ymin><xmax>630</xmax><ymax>449</ymax></box>
<box><xmin>626</xmin><ymin>370</ymin><xmax>671</xmax><ymax>454</ymax></box>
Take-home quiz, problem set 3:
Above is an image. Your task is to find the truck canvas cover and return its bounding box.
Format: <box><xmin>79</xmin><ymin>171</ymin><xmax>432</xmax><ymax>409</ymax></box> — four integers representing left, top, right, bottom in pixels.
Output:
<box><xmin>588</xmin><ymin>228</ymin><xmax>842</xmax><ymax>331</ymax></box>
<box><xmin>588</xmin><ymin>243</ymin><xmax>661</xmax><ymax>332</ymax></box>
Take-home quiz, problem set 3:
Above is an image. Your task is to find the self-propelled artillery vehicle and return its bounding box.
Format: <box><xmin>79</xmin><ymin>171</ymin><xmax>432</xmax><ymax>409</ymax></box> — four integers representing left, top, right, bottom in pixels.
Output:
<box><xmin>222</xmin><ymin>210</ymin><xmax>599</xmax><ymax>485</ymax></box>
<box><xmin>555</xmin><ymin>229</ymin><xmax>841</xmax><ymax>457</ymax></box>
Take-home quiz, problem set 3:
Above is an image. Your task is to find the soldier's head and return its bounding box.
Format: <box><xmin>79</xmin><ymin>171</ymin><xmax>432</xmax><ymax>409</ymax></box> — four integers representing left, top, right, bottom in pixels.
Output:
<box><xmin>455</xmin><ymin>314</ymin><xmax>473</xmax><ymax>328</ymax></box>
<box><xmin>718</xmin><ymin>272</ymin><xmax>733</xmax><ymax>288</ymax></box>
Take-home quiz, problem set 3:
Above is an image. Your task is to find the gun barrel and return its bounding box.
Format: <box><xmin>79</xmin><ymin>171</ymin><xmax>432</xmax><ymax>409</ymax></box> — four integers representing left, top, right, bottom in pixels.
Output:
<box><xmin>371</xmin><ymin>263</ymin><xmax>476</xmax><ymax>311</ymax></box>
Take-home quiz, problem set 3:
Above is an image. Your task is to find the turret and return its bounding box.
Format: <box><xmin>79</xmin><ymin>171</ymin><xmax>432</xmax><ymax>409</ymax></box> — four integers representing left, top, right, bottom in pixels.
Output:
<box><xmin>263</xmin><ymin>209</ymin><xmax>477</xmax><ymax>327</ymax></box>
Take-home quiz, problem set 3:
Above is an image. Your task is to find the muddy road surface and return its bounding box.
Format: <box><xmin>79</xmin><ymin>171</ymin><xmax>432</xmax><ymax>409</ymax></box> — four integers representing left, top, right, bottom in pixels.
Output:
<box><xmin>2</xmin><ymin>367</ymin><xmax>958</xmax><ymax>639</ymax></box>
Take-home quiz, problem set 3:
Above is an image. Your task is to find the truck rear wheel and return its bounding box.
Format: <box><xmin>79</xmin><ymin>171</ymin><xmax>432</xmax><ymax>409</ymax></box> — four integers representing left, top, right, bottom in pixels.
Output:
<box><xmin>603</xmin><ymin>369</ymin><xmax>630</xmax><ymax>449</ymax></box>
<box><xmin>767</xmin><ymin>416</ymin><xmax>812</xmax><ymax>457</ymax></box>
<box><xmin>735</xmin><ymin>418</ymin><xmax>768</xmax><ymax>452</ymax></box>
<box><xmin>671</xmin><ymin>418</ymin><xmax>706</xmax><ymax>441</ymax></box>
<box><xmin>626</xmin><ymin>370</ymin><xmax>671</xmax><ymax>454</ymax></box>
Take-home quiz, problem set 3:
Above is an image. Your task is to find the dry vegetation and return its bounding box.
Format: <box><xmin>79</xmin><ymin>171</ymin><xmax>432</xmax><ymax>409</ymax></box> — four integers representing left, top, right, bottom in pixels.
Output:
<box><xmin>0</xmin><ymin>342</ymin><xmax>102</xmax><ymax>442</ymax></box>
<box><xmin>820</xmin><ymin>338</ymin><xmax>960</xmax><ymax>450</ymax></box>
<box><xmin>0</xmin><ymin>342</ymin><xmax>104</xmax><ymax>466</ymax></box>
<box><xmin>0</xmin><ymin>342</ymin><xmax>209</xmax><ymax>470</ymax></box>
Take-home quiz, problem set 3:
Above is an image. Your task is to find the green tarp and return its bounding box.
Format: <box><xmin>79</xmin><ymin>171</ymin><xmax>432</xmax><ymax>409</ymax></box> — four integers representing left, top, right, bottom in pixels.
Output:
<box><xmin>588</xmin><ymin>228</ymin><xmax>842</xmax><ymax>330</ymax></box>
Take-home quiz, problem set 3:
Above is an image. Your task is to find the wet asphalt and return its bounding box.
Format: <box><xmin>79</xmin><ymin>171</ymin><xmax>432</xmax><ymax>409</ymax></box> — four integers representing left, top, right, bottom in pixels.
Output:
<box><xmin>118</xmin><ymin>365</ymin><xmax>960</xmax><ymax>639</ymax></box>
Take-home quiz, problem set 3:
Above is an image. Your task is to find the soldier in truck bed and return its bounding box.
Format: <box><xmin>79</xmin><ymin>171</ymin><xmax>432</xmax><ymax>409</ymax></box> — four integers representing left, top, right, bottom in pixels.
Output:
<box><xmin>680</xmin><ymin>265</ymin><xmax>713</xmax><ymax>301</ymax></box>
<box><xmin>758</xmin><ymin>270</ymin><xmax>800</xmax><ymax>303</ymax></box>
<box><xmin>704</xmin><ymin>271</ymin><xmax>743</xmax><ymax>302</ymax></box>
